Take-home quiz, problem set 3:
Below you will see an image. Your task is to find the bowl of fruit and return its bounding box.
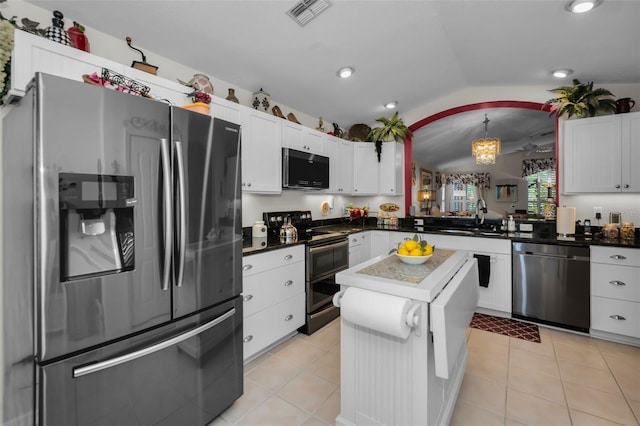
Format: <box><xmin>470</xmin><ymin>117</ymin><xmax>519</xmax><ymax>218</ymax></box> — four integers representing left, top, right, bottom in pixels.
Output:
<box><xmin>390</xmin><ymin>234</ymin><xmax>435</xmax><ymax>265</ymax></box>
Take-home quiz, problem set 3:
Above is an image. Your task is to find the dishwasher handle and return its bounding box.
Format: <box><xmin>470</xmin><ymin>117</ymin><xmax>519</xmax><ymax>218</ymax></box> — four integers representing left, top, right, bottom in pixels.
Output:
<box><xmin>520</xmin><ymin>251</ymin><xmax>590</xmax><ymax>262</ymax></box>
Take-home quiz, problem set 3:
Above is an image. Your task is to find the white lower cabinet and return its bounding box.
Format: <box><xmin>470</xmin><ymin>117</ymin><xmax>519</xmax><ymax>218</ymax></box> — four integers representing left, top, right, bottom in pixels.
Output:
<box><xmin>348</xmin><ymin>233</ymin><xmax>366</xmax><ymax>267</ymax></box>
<box><xmin>590</xmin><ymin>246</ymin><xmax>640</xmax><ymax>340</ymax></box>
<box><xmin>368</xmin><ymin>231</ymin><xmax>391</xmax><ymax>259</ymax></box>
<box><xmin>389</xmin><ymin>232</ymin><xmax>512</xmax><ymax>314</ymax></box>
<box><xmin>242</xmin><ymin>245</ymin><xmax>305</xmax><ymax>361</ymax></box>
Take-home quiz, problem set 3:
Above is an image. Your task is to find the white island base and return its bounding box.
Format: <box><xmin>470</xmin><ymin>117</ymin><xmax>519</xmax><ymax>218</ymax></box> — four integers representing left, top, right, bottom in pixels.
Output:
<box><xmin>334</xmin><ymin>250</ymin><xmax>479</xmax><ymax>426</ymax></box>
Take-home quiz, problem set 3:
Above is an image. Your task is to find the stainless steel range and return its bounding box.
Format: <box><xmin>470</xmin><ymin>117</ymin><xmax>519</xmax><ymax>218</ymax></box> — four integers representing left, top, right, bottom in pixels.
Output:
<box><xmin>263</xmin><ymin>211</ymin><xmax>349</xmax><ymax>334</ymax></box>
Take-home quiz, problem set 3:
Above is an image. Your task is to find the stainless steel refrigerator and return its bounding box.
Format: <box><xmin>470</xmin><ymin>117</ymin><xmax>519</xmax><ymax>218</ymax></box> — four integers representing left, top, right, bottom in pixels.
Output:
<box><xmin>2</xmin><ymin>73</ymin><xmax>243</xmax><ymax>425</ymax></box>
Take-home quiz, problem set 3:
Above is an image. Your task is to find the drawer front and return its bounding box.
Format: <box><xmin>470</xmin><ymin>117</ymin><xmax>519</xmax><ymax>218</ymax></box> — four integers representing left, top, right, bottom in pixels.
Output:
<box><xmin>242</xmin><ymin>261</ymin><xmax>305</xmax><ymax>317</ymax></box>
<box><xmin>591</xmin><ymin>246</ymin><xmax>640</xmax><ymax>267</ymax></box>
<box><xmin>242</xmin><ymin>245</ymin><xmax>305</xmax><ymax>277</ymax></box>
<box><xmin>591</xmin><ymin>264</ymin><xmax>640</xmax><ymax>302</ymax></box>
<box><xmin>591</xmin><ymin>296</ymin><xmax>640</xmax><ymax>338</ymax></box>
<box><xmin>243</xmin><ymin>293</ymin><xmax>306</xmax><ymax>360</ymax></box>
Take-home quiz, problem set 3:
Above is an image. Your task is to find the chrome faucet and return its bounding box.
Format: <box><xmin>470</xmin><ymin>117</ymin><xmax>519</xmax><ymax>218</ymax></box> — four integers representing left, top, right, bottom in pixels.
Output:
<box><xmin>476</xmin><ymin>199</ymin><xmax>488</xmax><ymax>226</ymax></box>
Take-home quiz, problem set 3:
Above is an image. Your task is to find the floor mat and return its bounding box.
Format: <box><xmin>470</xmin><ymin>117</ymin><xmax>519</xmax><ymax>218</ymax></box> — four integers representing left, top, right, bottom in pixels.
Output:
<box><xmin>470</xmin><ymin>313</ymin><xmax>541</xmax><ymax>343</ymax></box>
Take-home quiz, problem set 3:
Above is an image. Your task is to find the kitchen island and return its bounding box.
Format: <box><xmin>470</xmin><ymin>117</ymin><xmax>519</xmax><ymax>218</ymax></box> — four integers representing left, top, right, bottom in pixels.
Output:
<box><xmin>334</xmin><ymin>249</ymin><xmax>479</xmax><ymax>426</ymax></box>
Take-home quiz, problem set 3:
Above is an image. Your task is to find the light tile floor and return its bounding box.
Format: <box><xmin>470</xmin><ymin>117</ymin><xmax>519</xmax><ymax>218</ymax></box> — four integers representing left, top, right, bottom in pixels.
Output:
<box><xmin>211</xmin><ymin>319</ymin><xmax>640</xmax><ymax>426</ymax></box>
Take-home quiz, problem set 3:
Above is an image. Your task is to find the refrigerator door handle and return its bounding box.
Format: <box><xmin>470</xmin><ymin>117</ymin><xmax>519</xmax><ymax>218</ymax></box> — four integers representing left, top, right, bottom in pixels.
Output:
<box><xmin>174</xmin><ymin>140</ymin><xmax>187</xmax><ymax>288</ymax></box>
<box><xmin>72</xmin><ymin>307</ymin><xmax>236</xmax><ymax>378</ymax></box>
<box><xmin>160</xmin><ymin>138</ymin><xmax>173</xmax><ymax>291</ymax></box>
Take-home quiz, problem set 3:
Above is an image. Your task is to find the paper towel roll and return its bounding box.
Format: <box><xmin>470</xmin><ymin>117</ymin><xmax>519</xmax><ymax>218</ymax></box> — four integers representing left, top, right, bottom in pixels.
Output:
<box><xmin>557</xmin><ymin>206</ymin><xmax>576</xmax><ymax>235</ymax></box>
<box><xmin>339</xmin><ymin>287</ymin><xmax>412</xmax><ymax>339</ymax></box>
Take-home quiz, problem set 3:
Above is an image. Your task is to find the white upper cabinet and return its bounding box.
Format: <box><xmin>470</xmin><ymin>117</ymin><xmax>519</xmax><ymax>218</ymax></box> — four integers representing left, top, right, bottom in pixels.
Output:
<box><xmin>352</xmin><ymin>143</ymin><xmax>379</xmax><ymax>195</ymax></box>
<box><xmin>325</xmin><ymin>135</ymin><xmax>353</xmax><ymax>194</ymax></box>
<box><xmin>378</xmin><ymin>141</ymin><xmax>404</xmax><ymax>196</ymax></box>
<box><xmin>211</xmin><ymin>96</ymin><xmax>242</xmax><ymax>124</ymax></box>
<box><xmin>240</xmin><ymin>108</ymin><xmax>282</xmax><ymax>193</ymax></box>
<box><xmin>352</xmin><ymin>141</ymin><xmax>404</xmax><ymax>196</ymax></box>
<box><xmin>562</xmin><ymin>112</ymin><xmax>640</xmax><ymax>193</ymax></box>
<box><xmin>10</xmin><ymin>30</ymin><xmax>189</xmax><ymax>106</ymax></box>
<box><xmin>281</xmin><ymin>121</ymin><xmax>325</xmax><ymax>154</ymax></box>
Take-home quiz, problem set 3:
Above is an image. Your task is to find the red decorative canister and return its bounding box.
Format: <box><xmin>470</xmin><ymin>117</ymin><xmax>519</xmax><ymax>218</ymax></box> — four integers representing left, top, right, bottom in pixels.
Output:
<box><xmin>67</xmin><ymin>21</ymin><xmax>90</xmax><ymax>52</ymax></box>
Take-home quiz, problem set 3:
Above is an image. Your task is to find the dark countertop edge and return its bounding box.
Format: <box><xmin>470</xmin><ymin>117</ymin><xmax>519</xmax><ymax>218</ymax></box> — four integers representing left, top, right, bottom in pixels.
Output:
<box><xmin>242</xmin><ymin>224</ymin><xmax>640</xmax><ymax>255</ymax></box>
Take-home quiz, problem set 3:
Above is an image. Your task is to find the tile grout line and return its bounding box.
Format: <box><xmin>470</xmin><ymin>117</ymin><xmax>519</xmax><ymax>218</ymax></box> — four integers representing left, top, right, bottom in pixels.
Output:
<box><xmin>549</xmin><ymin>331</ymin><xmax>574</xmax><ymax>425</ymax></box>
<box><xmin>599</xmin><ymin>345</ymin><xmax>640</xmax><ymax>425</ymax></box>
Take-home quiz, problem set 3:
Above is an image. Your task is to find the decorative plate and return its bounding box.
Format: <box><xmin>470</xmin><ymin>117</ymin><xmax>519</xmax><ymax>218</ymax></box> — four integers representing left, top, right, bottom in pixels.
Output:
<box><xmin>380</xmin><ymin>203</ymin><xmax>400</xmax><ymax>212</ymax></box>
<box><xmin>396</xmin><ymin>253</ymin><xmax>432</xmax><ymax>265</ymax></box>
<box><xmin>320</xmin><ymin>201</ymin><xmax>330</xmax><ymax>216</ymax></box>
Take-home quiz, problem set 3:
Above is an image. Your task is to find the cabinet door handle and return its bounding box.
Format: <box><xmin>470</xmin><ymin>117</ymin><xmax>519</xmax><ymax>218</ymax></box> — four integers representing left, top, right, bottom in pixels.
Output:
<box><xmin>243</xmin><ymin>294</ymin><xmax>253</xmax><ymax>301</ymax></box>
<box><xmin>284</xmin><ymin>280</ymin><xmax>293</xmax><ymax>286</ymax></box>
<box><xmin>284</xmin><ymin>254</ymin><xmax>293</xmax><ymax>260</ymax></box>
<box><xmin>242</xmin><ymin>264</ymin><xmax>253</xmax><ymax>271</ymax></box>
<box><xmin>624</xmin><ymin>184</ymin><xmax>629</xmax><ymax>189</ymax></box>
<box><xmin>609</xmin><ymin>315</ymin><xmax>626</xmax><ymax>321</ymax></box>
<box><xmin>243</xmin><ymin>335</ymin><xmax>254</xmax><ymax>342</ymax></box>
<box><xmin>609</xmin><ymin>280</ymin><xmax>626</xmax><ymax>286</ymax></box>
<box><xmin>284</xmin><ymin>314</ymin><xmax>293</xmax><ymax>321</ymax></box>
<box><xmin>615</xmin><ymin>184</ymin><xmax>621</xmax><ymax>189</ymax></box>
<box><xmin>610</xmin><ymin>255</ymin><xmax>627</xmax><ymax>260</ymax></box>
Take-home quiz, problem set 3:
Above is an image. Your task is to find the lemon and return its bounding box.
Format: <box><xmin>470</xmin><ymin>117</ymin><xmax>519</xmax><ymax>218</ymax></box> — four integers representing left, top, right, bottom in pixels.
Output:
<box><xmin>397</xmin><ymin>247</ymin><xmax>410</xmax><ymax>256</ymax></box>
<box><xmin>404</xmin><ymin>240</ymin><xmax>418</xmax><ymax>251</ymax></box>
<box><xmin>409</xmin><ymin>248</ymin><xmax>424</xmax><ymax>256</ymax></box>
<box><xmin>423</xmin><ymin>244</ymin><xmax>433</xmax><ymax>255</ymax></box>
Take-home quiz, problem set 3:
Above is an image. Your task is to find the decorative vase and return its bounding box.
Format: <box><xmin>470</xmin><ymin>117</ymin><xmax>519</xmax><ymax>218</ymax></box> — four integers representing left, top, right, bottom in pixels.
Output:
<box><xmin>226</xmin><ymin>88</ymin><xmax>239</xmax><ymax>103</ymax></box>
<box><xmin>44</xmin><ymin>11</ymin><xmax>70</xmax><ymax>46</ymax></box>
<box><xmin>181</xmin><ymin>102</ymin><xmax>210</xmax><ymax>115</ymax></box>
<box><xmin>67</xmin><ymin>21</ymin><xmax>90</xmax><ymax>52</ymax></box>
<box><xmin>251</xmin><ymin>88</ymin><xmax>270</xmax><ymax>112</ymax></box>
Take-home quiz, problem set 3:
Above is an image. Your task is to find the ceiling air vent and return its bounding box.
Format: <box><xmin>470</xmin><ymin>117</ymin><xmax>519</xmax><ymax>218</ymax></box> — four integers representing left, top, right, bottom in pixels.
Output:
<box><xmin>287</xmin><ymin>0</ymin><xmax>332</xmax><ymax>26</ymax></box>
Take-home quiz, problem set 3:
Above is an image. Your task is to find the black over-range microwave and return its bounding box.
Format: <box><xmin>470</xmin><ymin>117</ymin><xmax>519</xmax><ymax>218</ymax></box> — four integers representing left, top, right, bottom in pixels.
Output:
<box><xmin>282</xmin><ymin>148</ymin><xmax>330</xmax><ymax>190</ymax></box>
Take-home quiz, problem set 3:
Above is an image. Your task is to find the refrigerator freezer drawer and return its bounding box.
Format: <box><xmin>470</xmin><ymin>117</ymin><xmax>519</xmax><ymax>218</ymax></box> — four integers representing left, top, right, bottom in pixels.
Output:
<box><xmin>37</xmin><ymin>299</ymin><xmax>243</xmax><ymax>426</ymax></box>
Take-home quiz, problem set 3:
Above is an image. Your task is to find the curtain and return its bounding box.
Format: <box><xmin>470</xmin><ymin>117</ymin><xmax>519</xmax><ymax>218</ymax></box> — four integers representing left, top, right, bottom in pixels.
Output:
<box><xmin>443</xmin><ymin>172</ymin><xmax>491</xmax><ymax>189</ymax></box>
<box><xmin>522</xmin><ymin>158</ymin><xmax>555</xmax><ymax>177</ymax></box>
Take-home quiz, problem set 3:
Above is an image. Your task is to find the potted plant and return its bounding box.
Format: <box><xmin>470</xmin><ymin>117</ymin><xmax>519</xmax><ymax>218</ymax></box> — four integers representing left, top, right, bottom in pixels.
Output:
<box><xmin>367</xmin><ymin>112</ymin><xmax>412</xmax><ymax>161</ymax></box>
<box><xmin>545</xmin><ymin>79</ymin><xmax>616</xmax><ymax>119</ymax></box>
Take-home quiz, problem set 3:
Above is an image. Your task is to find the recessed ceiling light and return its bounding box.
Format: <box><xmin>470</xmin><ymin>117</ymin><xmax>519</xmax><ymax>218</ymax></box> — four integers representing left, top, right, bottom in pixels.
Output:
<box><xmin>552</xmin><ymin>69</ymin><xmax>574</xmax><ymax>78</ymax></box>
<box><xmin>337</xmin><ymin>66</ymin><xmax>354</xmax><ymax>79</ymax></box>
<box><xmin>384</xmin><ymin>101</ymin><xmax>398</xmax><ymax>109</ymax></box>
<box><xmin>565</xmin><ymin>0</ymin><xmax>602</xmax><ymax>13</ymax></box>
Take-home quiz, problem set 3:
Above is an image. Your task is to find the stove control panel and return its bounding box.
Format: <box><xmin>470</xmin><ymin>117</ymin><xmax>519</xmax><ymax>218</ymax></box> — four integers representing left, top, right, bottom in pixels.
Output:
<box><xmin>263</xmin><ymin>210</ymin><xmax>313</xmax><ymax>234</ymax></box>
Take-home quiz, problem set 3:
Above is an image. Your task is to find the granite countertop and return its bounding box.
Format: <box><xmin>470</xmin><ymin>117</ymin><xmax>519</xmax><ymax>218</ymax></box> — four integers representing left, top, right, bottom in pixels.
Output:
<box><xmin>356</xmin><ymin>249</ymin><xmax>456</xmax><ymax>284</ymax></box>
<box><xmin>242</xmin><ymin>222</ymin><xmax>640</xmax><ymax>256</ymax></box>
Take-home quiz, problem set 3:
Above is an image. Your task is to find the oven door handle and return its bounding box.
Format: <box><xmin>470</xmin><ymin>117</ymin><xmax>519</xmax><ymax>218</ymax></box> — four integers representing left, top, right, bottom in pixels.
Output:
<box><xmin>308</xmin><ymin>240</ymin><xmax>348</xmax><ymax>255</ymax></box>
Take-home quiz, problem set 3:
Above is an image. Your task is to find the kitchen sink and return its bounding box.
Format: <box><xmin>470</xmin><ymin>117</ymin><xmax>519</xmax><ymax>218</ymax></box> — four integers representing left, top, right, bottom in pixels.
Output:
<box><xmin>439</xmin><ymin>229</ymin><xmax>475</xmax><ymax>235</ymax></box>
<box><xmin>477</xmin><ymin>232</ymin><xmax>504</xmax><ymax>236</ymax></box>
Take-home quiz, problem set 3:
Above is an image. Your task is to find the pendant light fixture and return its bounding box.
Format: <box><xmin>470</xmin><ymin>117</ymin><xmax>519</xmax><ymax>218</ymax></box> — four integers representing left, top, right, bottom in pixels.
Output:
<box><xmin>471</xmin><ymin>114</ymin><xmax>501</xmax><ymax>165</ymax></box>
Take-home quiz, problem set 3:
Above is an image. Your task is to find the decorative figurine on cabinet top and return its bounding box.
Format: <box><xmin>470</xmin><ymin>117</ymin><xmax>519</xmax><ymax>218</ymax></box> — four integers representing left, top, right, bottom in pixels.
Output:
<box><xmin>44</xmin><ymin>11</ymin><xmax>70</xmax><ymax>46</ymax></box>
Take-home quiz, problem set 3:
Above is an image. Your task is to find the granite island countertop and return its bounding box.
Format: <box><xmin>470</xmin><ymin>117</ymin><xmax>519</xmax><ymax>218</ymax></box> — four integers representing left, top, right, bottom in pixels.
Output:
<box><xmin>335</xmin><ymin>249</ymin><xmax>468</xmax><ymax>303</ymax></box>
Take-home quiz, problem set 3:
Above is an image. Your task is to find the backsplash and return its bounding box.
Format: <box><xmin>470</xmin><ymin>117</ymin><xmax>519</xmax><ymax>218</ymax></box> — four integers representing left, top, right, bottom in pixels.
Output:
<box><xmin>241</xmin><ymin>192</ymin><xmax>405</xmax><ymax>227</ymax></box>
<box><xmin>559</xmin><ymin>193</ymin><xmax>640</xmax><ymax>226</ymax></box>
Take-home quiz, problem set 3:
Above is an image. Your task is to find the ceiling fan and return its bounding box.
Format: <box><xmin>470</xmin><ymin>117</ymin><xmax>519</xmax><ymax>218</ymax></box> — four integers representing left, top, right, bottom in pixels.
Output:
<box><xmin>517</xmin><ymin>131</ymin><xmax>555</xmax><ymax>156</ymax></box>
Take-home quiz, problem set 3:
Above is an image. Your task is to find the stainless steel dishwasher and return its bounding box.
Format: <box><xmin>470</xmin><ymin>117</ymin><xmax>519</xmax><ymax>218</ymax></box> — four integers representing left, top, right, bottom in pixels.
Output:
<box><xmin>512</xmin><ymin>242</ymin><xmax>590</xmax><ymax>332</ymax></box>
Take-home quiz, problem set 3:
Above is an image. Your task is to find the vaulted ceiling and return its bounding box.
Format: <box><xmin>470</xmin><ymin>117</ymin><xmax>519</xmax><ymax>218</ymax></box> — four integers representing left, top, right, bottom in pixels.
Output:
<box><xmin>24</xmin><ymin>1</ymin><xmax>640</xmax><ymax>167</ymax></box>
<box><xmin>26</xmin><ymin>0</ymin><xmax>640</xmax><ymax>129</ymax></box>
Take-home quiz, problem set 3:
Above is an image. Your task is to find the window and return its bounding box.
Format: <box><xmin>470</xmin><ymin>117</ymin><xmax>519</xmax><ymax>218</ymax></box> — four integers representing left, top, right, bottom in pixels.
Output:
<box><xmin>526</xmin><ymin>169</ymin><xmax>556</xmax><ymax>214</ymax></box>
<box><xmin>450</xmin><ymin>183</ymin><xmax>477</xmax><ymax>213</ymax></box>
